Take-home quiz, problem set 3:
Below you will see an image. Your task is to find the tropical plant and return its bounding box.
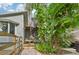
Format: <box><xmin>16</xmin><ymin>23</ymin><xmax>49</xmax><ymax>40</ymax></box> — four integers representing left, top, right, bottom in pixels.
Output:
<box><xmin>32</xmin><ymin>3</ymin><xmax>79</xmax><ymax>53</ymax></box>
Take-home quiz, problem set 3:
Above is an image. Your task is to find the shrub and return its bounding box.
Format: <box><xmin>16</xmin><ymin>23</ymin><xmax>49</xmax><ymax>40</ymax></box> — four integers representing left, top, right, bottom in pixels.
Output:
<box><xmin>35</xmin><ymin>43</ymin><xmax>58</xmax><ymax>54</ymax></box>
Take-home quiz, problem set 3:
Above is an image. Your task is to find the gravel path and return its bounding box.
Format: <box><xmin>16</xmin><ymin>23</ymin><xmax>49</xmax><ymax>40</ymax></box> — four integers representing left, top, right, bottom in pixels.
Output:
<box><xmin>20</xmin><ymin>47</ymin><xmax>41</xmax><ymax>55</ymax></box>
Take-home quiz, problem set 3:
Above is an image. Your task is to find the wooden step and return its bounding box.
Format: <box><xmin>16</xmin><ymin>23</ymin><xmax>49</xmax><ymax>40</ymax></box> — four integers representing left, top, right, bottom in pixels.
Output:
<box><xmin>23</xmin><ymin>43</ymin><xmax>35</xmax><ymax>47</ymax></box>
<box><xmin>0</xmin><ymin>43</ymin><xmax>23</xmax><ymax>55</ymax></box>
<box><xmin>0</xmin><ymin>50</ymin><xmax>14</xmax><ymax>55</ymax></box>
<box><xmin>0</xmin><ymin>45</ymin><xmax>15</xmax><ymax>55</ymax></box>
<box><xmin>24</xmin><ymin>40</ymin><xmax>35</xmax><ymax>43</ymax></box>
<box><xmin>0</xmin><ymin>43</ymin><xmax>14</xmax><ymax>51</ymax></box>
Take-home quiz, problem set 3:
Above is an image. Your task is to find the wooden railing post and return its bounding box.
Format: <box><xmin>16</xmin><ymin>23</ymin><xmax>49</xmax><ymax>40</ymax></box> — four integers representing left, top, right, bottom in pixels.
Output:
<box><xmin>19</xmin><ymin>37</ymin><xmax>21</xmax><ymax>52</ymax></box>
<box><xmin>12</xmin><ymin>36</ymin><xmax>16</xmax><ymax>55</ymax></box>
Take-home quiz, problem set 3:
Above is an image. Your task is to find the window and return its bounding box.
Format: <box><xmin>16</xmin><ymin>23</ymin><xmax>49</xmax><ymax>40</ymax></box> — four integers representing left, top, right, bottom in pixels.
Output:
<box><xmin>0</xmin><ymin>22</ymin><xmax>15</xmax><ymax>34</ymax></box>
<box><xmin>10</xmin><ymin>23</ymin><xmax>15</xmax><ymax>34</ymax></box>
<box><xmin>0</xmin><ymin>22</ymin><xmax>8</xmax><ymax>32</ymax></box>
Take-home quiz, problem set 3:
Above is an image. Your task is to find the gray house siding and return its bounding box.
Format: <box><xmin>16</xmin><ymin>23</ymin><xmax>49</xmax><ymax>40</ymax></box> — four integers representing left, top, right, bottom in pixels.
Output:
<box><xmin>0</xmin><ymin>14</ymin><xmax>25</xmax><ymax>40</ymax></box>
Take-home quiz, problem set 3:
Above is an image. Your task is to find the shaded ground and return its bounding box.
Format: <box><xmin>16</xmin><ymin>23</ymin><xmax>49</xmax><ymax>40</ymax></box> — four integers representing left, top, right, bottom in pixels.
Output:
<box><xmin>20</xmin><ymin>47</ymin><xmax>79</xmax><ymax>55</ymax></box>
<box><xmin>20</xmin><ymin>42</ymin><xmax>79</xmax><ymax>55</ymax></box>
<box><xmin>20</xmin><ymin>47</ymin><xmax>41</xmax><ymax>55</ymax></box>
<box><xmin>62</xmin><ymin>48</ymin><xmax>79</xmax><ymax>55</ymax></box>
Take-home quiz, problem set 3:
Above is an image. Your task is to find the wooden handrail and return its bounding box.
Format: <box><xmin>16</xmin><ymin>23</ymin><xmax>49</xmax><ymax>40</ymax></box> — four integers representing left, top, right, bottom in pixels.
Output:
<box><xmin>0</xmin><ymin>32</ymin><xmax>16</xmax><ymax>36</ymax></box>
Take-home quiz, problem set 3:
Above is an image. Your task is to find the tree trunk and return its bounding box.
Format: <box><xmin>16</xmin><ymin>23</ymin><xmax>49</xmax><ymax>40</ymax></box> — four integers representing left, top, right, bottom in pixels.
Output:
<box><xmin>51</xmin><ymin>35</ymin><xmax>63</xmax><ymax>54</ymax></box>
<box><xmin>51</xmin><ymin>36</ymin><xmax>60</xmax><ymax>48</ymax></box>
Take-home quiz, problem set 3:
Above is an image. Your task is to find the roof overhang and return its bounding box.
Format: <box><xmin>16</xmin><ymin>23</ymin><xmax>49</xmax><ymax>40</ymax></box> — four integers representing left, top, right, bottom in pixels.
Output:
<box><xmin>0</xmin><ymin>19</ymin><xmax>19</xmax><ymax>25</ymax></box>
<box><xmin>0</xmin><ymin>11</ymin><xmax>27</xmax><ymax>17</ymax></box>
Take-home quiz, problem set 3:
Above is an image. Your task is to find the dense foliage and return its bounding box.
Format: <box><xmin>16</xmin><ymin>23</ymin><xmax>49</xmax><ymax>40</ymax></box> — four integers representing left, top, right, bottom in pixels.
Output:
<box><xmin>32</xmin><ymin>3</ymin><xmax>79</xmax><ymax>54</ymax></box>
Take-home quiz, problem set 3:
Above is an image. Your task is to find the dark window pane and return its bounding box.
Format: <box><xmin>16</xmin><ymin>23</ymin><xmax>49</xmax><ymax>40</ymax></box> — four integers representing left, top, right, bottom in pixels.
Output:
<box><xmin>10</xmin><ymin>23</ymin><xmax>15</xmax><ymax>34</ymax></box>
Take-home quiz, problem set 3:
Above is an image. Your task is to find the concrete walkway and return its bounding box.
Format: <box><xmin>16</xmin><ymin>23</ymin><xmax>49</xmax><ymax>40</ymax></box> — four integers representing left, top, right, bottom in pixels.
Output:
<box><xmin>20</xmin><ymin>47</ymin><xmax>41</xmax><ymax>55</ymax></box>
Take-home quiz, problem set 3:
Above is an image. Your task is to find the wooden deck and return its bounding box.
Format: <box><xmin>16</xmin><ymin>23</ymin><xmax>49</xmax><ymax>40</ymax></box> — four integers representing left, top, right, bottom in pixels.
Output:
<box><xmin>0</xmin><ymin>32</ymin><xmax>23</xmax><ymax>55</ymax></box>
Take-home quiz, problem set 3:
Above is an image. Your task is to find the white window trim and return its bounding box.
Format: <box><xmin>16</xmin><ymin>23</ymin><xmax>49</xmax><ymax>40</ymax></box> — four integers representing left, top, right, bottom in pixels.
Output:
<box><xmin>8</xmin><ymin>23</ymin><xmax>10</xmax><ymax>33</ymax></box>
